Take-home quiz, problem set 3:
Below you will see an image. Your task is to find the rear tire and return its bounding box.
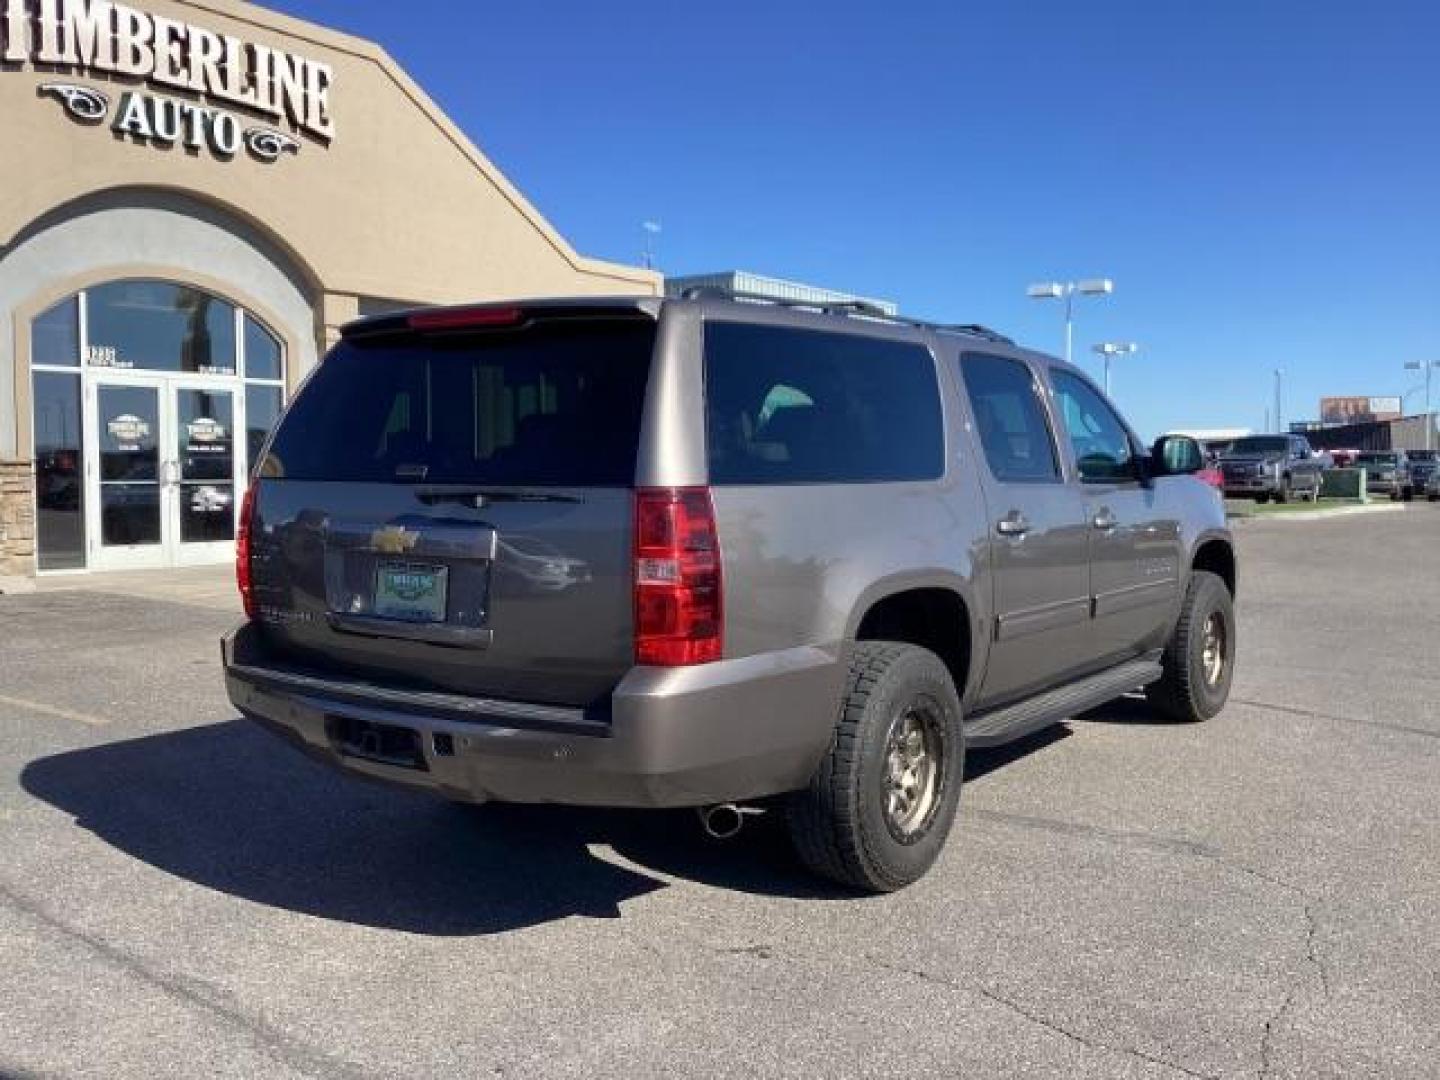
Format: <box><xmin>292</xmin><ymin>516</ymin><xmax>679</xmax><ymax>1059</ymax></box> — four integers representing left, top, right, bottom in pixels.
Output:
<box><xmin>1146</xmin><ymin>571</ymin><xmax>1235</xmax><ymax>723</ymax></box>
<box><xmin>786</xmin><ymin>642</ymin><xmax>964</xmax><ymax>893</ymax></box>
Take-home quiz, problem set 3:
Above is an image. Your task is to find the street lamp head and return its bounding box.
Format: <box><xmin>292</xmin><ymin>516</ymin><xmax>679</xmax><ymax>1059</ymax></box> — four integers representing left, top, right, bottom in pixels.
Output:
<box><xmin>1076</xmin><ymin>278</ymin><xmax>1114</xmax><ymax>296</ymax></box>
<box><xmin>1092</xmin><ymin>341</ymin><xmax>1139</xmax><ymax>358</ymax></box>
<box><xmin>1027</xmin><ymin>282</ymin><xmax>1064</xmax><ymax>300</ymax></box>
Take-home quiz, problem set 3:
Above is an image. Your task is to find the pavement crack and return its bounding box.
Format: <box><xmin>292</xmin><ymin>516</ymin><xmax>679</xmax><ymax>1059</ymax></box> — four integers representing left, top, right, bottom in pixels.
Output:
<box><xmin>968</xmin><ymin>812</ymin><xmax>1336</xmax><ymax>1076</ymax></box>
<box><xmin>865</xmin><ymin>955</ymin><xmax>1218</xmax><ymax>1080</ymax></box>
<box><xmin>968</xmin><ymin>809</ymin><xmax>1221</xmax><ymax>861</ymax></box>
<box><xmin>1257</xmin><ymin>985</ymin><xmax>1298</xmax><ymax>1080</ymax></box>
<box><xmin>1302</xmin><ymin>899</ymin><xmax>1331</xmax><ymax>1000</ymax></box>
<box><xmin>0</xmin><ymin>881</ymin><xmax>382</xmax><ymax>1080</ymax></box>
<box><xmin>1233</xmin><ymin>697</ymin><xmax>1440</xmax><ymax>741</ymax></box>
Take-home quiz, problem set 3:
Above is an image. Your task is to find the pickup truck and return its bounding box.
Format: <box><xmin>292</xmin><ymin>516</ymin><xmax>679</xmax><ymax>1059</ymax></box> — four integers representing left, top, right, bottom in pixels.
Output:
<box><xmin>1219</xmin><ymin>435</ymin><xmax>1325</xmax><ymax>503</ymax></box>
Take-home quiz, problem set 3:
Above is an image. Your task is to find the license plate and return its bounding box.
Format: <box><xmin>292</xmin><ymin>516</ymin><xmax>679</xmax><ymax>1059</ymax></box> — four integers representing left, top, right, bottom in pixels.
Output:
<box><xmin>374</xmin><ymin>562</ymin><xmax>448</xmax><ymax>623</ymax></box>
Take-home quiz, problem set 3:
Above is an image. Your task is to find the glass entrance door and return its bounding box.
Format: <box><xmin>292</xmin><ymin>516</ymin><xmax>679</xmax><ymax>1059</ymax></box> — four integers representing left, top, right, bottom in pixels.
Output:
<box><xmin>86</xmin><ymin>377</ymin><xmax>242</xmax><ymax>570</ymax></box>
<box><xmin>91</xmin><ymin>379</ymin><xmax>165</xmax><ymax>569</ymax></box>
<box><xmin>171</xmin><ymin>385</ymin><xmax>239</xmax><ymax>566</ymax></box>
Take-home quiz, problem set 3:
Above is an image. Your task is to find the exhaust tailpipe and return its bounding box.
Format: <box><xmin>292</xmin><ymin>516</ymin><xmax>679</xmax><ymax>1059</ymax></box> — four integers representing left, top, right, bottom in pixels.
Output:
<box><xmin>697</xmin><ymin>803</ymin><xmax>747</xmax><ymax>840</ymax></box>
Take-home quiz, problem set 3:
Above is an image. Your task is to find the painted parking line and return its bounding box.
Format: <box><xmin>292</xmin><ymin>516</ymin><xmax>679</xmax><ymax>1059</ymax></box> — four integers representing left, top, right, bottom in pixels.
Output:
<box><xmin>0</xmin><ymin>693</ymin><xmax>110</xmax><ymax>727</ymax></box>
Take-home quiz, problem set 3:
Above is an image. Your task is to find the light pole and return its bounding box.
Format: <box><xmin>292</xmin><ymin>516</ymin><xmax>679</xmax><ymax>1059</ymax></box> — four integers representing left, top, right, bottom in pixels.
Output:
<box><xmin>641</xmin><ymin>220</ymin><xmax>662</xmax><ymax>270</ymax></box>
<box><xmin>1273</xmin><ymin>368</ymin><xmax>1284</xmax><ymax>434</ymax></box>
<box><xmin>1027</xmin><ymin>279</ymin><xmax>1114</xmax><ymax>365</ymax></box>
<box><xmin>1091</xmin><ymin>342</ymin><xmax>1139</xmax><ymax>398</ymax></box>
<box><xmin>1404</xmin><ymin>361</ymin><xmax>1439</xmax><ymax>451</ymax></box>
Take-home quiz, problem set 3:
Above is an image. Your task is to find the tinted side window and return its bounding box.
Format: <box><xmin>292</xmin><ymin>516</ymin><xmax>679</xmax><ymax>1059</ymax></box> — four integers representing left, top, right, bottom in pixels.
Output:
<box><xmin>704</xmin><ymin>323</ymin><xmax>943</xmax><ymax>484</ymax></box>
<box><xmin>1051</xmin><ymin>370</ymin><xmax>1138</xmax><ymax>483</ymax></box>
<box><xmin>958</xmin><ymin>354</ymin><xmax>1060</xmax><ymax>482</ymax></box>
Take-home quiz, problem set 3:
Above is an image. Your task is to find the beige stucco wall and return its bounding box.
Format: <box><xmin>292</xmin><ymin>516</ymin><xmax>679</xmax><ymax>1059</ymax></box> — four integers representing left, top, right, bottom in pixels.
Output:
<box><xmin>0</xmin><ymin>0</ymin><xmax>660</xmax><ymax>304</ymax></box>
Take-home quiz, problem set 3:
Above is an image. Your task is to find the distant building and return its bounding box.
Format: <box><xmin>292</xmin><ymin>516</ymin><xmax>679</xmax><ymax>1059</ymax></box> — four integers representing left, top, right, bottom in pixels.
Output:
<box><xmin>666</xmin><ymin>271</ymin><xmax>899</xmax><ymax>317</ymax></box>
<box><xmin>1318</xmin><ymin>396</ymin><xmax>1403</xmax><ymax>425</ymax></box>
<box><xmin>1298</xmin><ymin>415</ymin><xmax>1438</xmax><ymax>453</ymax></box>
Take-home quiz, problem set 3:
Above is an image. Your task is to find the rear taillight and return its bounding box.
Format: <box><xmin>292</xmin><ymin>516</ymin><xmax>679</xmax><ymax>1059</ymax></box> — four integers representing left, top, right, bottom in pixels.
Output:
<box><xmin>237</xmin><ymin>483</ymin><xmax>258</xmax><ymax>620</ymax></box>
<box><xmin>634</xmin><ymin>487</ymin><xmax>723</xmax><ymax>666</ymax></box>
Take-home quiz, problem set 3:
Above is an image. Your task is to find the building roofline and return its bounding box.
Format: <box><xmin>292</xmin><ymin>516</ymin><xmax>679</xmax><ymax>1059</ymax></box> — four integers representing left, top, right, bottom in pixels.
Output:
<box><xmin>177</xmin><ymin>0</ymin><xmax>660</xmax><ymax>291</ymax></box>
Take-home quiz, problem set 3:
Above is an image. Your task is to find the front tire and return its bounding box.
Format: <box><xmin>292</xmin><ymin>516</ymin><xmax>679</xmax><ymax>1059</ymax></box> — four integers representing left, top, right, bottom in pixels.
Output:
<box><xmin>786</xmin><ymin>642</ymin><xmax>964</xmax><ymax>893</ymax></box>
<box><xmin>1146</xmin><ymin>571</ymin><xmax>1236</xmax><ymax>723</ymax></box>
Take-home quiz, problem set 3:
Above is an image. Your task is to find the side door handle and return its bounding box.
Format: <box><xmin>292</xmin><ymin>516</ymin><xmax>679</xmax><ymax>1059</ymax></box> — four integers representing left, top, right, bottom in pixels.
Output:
<box><xmin>1092</xmin><ymin>509</ymin><xmax>1118</xmax><ymax>532</ymax></box>
<box><xmin>996</xmin><ymin>513</ymin><xmax>1030</xmax><ymax>538</ymax></box>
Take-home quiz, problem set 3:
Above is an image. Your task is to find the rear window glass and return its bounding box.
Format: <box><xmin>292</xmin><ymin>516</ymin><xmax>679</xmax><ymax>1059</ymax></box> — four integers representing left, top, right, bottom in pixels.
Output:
<box><xmin>704</xmin><ymin>322</ymin><xmax>943</xmax><ymax>485</ymax></box>
<box><xmin>1228</xmin><ymin>437</ymin><xmax>1289</xmax><ymax>454</ymax></box>
<box><xmin>262</xmin><ymin>322</ymin><xmax>655</xmax><ymax>486</ymax></box>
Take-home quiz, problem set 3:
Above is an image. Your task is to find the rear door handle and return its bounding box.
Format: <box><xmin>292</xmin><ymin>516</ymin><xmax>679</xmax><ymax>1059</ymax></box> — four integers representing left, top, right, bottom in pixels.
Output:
<box><xmin>1092</xmin><ymin>510</ymin><xmax>1118</xmax><ymax>532</ymax></box>
<box><xmin>996</xmin><ymin>514</ymin><xmax>1030</xmax><ymax>538</ymax></box>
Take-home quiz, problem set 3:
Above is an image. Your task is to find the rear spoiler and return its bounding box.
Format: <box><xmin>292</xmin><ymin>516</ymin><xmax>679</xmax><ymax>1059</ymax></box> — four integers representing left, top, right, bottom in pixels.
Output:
<box><xmin>341</xmin><ymin>297</ymin><xmax>662</xmax><ymax>342</ymax></box>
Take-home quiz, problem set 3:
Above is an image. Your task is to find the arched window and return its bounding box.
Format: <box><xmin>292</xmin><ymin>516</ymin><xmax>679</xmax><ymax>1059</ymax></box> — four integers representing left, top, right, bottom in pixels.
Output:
<box><xmin>30</xmin><ymin>280</ymin><xmax>288</xmax><ymax>571</ymax></box>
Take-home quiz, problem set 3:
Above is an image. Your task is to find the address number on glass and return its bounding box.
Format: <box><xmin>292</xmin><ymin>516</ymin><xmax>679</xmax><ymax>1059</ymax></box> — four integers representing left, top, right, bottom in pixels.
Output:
<box><xmin>86</xmin><ymin>345</ymin><xmax>132</xmax><ymax>368</ymax></box>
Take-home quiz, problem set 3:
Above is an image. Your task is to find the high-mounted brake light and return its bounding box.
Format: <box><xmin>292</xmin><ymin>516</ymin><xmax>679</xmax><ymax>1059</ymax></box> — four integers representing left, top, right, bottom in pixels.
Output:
<box><xmin>236</xmin><ymin>483</ymin><xmax>258</xmax><ymax>620</ymax></box>
<box><xmin>634</xmin><ymin>487</ymin><xmax>723</xmax><ymax>666</ymax></box>
<box><xmin>407</xmin><ymin>306</ymin><xmax>525</xmax><ymax>331</ymax></box>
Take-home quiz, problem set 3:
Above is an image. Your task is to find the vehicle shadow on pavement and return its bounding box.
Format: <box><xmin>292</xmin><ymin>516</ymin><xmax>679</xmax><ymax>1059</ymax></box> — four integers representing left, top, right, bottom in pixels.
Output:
<box><xmin>1074</xmin><ymin>694</ymin><xmax>1175</xmax><ymax>726</ymax></box>
<box><xmin>964</xmin><ymin>725</ymin><xmax>1071</xmax><ymax>782</ymax></box>
<box><xmin>20</xmin><ymin>720</ymin><xmax>861</xmax><ymax>935</ymax></box>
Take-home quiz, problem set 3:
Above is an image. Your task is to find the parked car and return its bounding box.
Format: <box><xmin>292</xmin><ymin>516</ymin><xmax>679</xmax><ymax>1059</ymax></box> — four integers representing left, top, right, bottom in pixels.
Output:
<box><xmin>1407</xmin><ymin>450</ymin><xmax>1438</xmax><ymax>499</ymax></box>
<box><xmin>1428</xmin><ymin>465</ymin><xmax>1440</xmax><ymax>502</ymax></box>
<box><xmin>224</xmin><ymin>294</ymin><xmax>1237</xmax><ymax>892</ymax></box>
<box><xmin>1355</xmin><ymin>451</ymin><xmax>1414</xmax><ymax>501</ymax></box>
<box><xmin>1219</xmin><ymin>434</ymin><xmax>1325</xmax><ymax>503</ymax></box>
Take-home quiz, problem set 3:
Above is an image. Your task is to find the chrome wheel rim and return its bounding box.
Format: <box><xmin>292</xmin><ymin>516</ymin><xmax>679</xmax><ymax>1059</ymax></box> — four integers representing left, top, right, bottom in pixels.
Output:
<box><xmin>882</xmin><ymin>705</ymin><xmax>943</xmax><ymax>840</ymax></box>
<box><xmin>1201</xmin><ymin>612</ymin><xmax>1228</xmax><ymax>687</ymax></box>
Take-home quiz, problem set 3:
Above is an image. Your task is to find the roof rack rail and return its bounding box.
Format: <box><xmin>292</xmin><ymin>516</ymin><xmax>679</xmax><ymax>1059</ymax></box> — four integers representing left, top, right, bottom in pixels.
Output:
<box><xmin>675</xmin><ymin>285</ymin><xmax>1014</xmax><ymax>345</ymax></box>
<box><xmin>937</xmin><ymin>323</ymin><xmax>1015</xmax><ymax>345</ymax></box>
<box><xmin>679</xmin><ymin>286</ymin><xmax>886</xmax><ymax>318</ymax></box>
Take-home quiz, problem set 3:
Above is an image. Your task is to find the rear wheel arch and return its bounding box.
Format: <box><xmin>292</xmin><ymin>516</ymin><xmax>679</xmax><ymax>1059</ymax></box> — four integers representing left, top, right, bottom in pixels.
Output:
<box><xmin>852</xmin><ymin>585</ymin><xmax>975</xmax><ymax>702</ymax></box>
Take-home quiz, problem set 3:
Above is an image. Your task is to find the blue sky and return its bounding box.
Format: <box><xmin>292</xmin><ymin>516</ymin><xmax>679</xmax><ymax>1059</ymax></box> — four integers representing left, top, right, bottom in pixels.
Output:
<box><xmin>270</xmin><ymin>0</ymin><xmax>1439</xmax><ymax>437</ymax></box>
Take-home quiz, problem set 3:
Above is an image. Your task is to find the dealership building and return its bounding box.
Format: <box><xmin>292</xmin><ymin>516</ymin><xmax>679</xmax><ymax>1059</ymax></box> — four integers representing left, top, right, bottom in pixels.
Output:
<box><xmin>0</xmin><ymin>0</ymin><xmax>658</xmax><ymax>589</ymax></box>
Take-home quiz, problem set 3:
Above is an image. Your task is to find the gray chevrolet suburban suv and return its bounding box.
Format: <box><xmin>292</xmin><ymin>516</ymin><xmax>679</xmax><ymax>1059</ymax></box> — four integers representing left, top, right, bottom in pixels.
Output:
<box><xmin>224</xmin><ymin>294</ymin><xmax>1237</xmax><ymax>892</ymax></box>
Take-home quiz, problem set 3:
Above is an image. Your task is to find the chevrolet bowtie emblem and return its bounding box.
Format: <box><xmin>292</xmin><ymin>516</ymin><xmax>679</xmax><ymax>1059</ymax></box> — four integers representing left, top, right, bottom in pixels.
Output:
<box><xmin>371</xmin><ymin>525</ymin><xmax>420</xmax><ymax>554</ymax></box>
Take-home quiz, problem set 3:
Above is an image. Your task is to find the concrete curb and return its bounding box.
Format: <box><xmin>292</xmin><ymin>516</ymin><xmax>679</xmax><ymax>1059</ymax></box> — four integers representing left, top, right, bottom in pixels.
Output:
<box><xmin>1235</xmin><ymin>503</ymin><xmax>1410</xmax><ymax>523</ymax></box>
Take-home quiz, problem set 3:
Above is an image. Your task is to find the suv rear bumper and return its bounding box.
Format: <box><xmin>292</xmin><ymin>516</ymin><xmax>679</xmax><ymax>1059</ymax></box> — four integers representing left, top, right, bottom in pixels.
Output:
<box><xmin>223</xmin><ymin>622</ymin><xmax>843</xmax><ymax>809</ymax></box>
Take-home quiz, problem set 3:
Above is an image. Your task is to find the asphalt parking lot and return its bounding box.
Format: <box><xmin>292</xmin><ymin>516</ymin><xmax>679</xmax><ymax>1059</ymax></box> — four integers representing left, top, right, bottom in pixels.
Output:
<box><xmin>2</xmin><ymin>508</ymin><xmax>1437</xmax><ymax>1079</ymax></box>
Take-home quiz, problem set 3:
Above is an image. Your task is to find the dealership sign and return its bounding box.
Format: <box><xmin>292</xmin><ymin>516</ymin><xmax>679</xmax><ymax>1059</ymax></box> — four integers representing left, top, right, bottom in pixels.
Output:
<box><xmin>4</xmin><ymin>0</ymin><xmax>334</xmax><ymax>163</ymax></box>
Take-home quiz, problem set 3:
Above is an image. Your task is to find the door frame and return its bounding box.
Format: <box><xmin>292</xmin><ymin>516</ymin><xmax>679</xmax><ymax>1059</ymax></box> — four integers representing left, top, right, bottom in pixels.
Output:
<box><xmin>169</xmin><ymin>379</ymin><xmax>245</xmax><ymax>568</ymax></box>
<box><xmin>84</xmin><ymin>372</ymin><xmax>246</xmax><ymax>571</ymax></box>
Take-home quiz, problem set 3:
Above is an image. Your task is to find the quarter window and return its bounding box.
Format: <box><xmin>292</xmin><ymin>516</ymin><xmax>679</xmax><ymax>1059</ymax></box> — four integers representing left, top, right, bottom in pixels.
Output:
<box><xmin>704</xmin><ymin>323</ymin><xmax>944</xmax><ymax>485</ymax></box>
<box><xmin>1051</xmin><ymin>370</ymin><xmax>1138</xmax><ymax>483</ymax></box>
<box><xmin>958</xmin><ymin>354</ymin><xmax>1060</xmax><ymax>482</ymax></box>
